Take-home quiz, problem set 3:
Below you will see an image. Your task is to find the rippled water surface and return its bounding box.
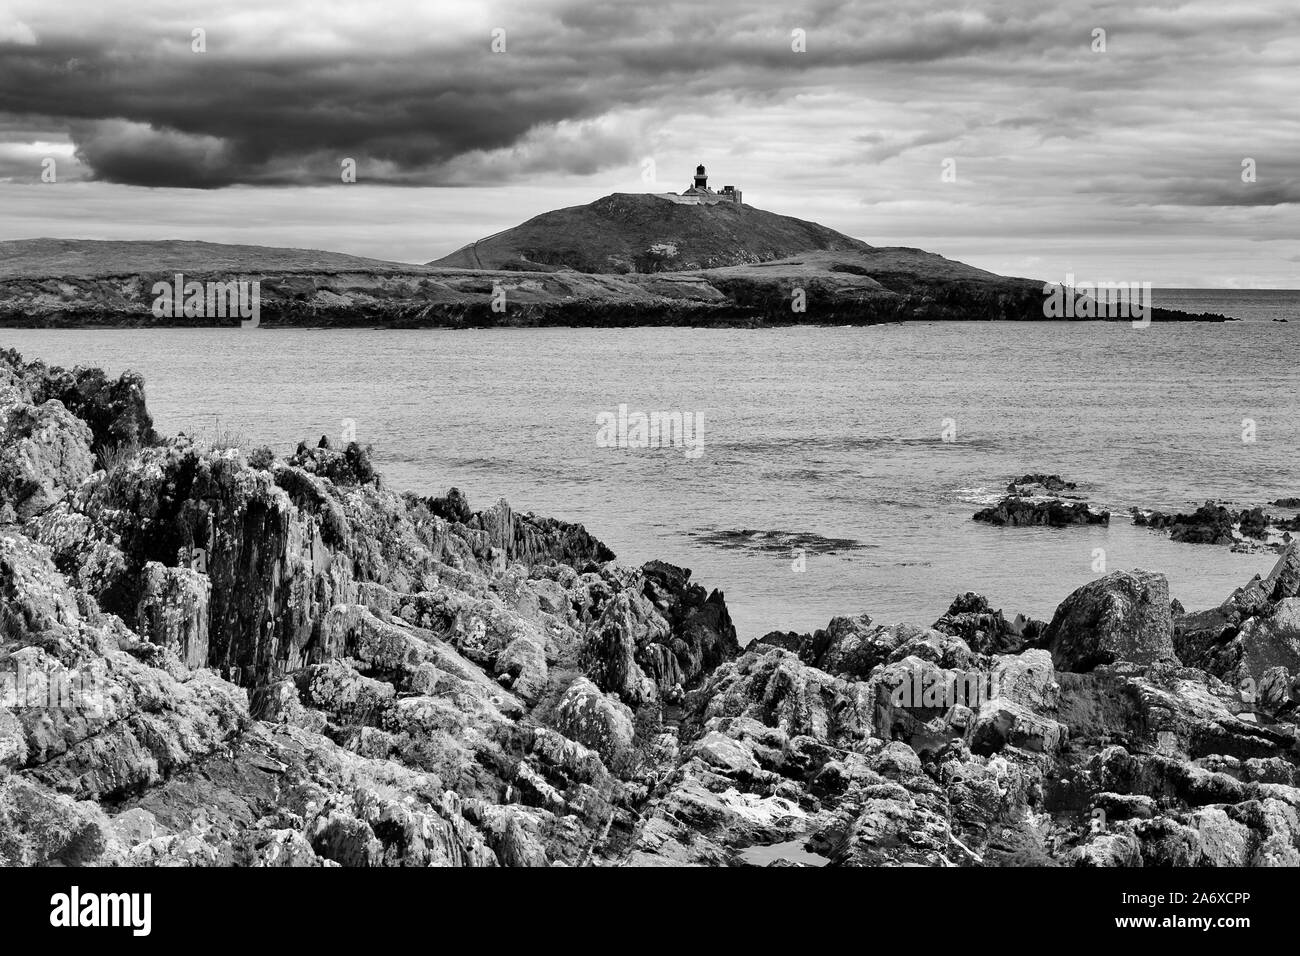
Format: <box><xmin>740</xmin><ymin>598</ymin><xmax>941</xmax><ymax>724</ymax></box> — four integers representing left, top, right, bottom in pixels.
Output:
<box><xmin>6</xmin><ymin>291</ymin><xmax>1298</xmax><ymax>641</ymax></box>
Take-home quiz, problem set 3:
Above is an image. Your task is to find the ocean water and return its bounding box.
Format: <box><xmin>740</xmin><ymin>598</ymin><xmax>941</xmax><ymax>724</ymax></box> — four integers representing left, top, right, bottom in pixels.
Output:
<box><xmin>5</xmin><ymin>291</ymin><xmax>1298</xmax><ymax>642</ymax></box>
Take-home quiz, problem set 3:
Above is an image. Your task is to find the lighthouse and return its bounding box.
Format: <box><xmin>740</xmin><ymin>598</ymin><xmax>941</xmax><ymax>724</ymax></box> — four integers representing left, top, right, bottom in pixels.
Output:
<box><xmin>681</xmin><ymin>165</ymin><xmax>742</xmax><ymax>204</ymax></box>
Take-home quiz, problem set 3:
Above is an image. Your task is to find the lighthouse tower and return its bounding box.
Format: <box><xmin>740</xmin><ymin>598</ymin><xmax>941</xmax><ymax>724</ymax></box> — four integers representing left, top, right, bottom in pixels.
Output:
<box><xmin>680</xmin><ymin>164</ymin><xmax>741</xmax><ymax>203</ymax></box>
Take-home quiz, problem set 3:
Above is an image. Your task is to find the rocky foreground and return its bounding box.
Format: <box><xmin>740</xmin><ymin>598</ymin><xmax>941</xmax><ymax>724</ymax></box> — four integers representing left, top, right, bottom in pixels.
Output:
<box><xmin>4</xmin><ymin>350</ymin><xmax>1300</xmax><ymax>867</ymax></box>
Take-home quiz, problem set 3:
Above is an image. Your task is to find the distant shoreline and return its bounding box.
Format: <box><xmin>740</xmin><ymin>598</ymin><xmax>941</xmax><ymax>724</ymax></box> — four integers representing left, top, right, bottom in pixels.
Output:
<box><xmin>0</xmin><ymin>269</ymin><xmax>1233</xmax><ymax>329</ymax></box>
<box><xmin>0</xmin><ymin>237</ymin><xmax>1236</xmax><ymax>328</ymax></box>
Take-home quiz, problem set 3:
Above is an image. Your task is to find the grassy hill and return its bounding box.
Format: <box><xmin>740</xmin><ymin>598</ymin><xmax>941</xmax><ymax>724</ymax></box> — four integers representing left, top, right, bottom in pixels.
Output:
<box><xmin>430</xmin><ymin>193</ymin><xmax>876</xmax><ymax>273</ymax></box>
<box><xmin>0</xmin><ymin>238</ymin><xmax>420</xmax><ymax>279</ymax></box>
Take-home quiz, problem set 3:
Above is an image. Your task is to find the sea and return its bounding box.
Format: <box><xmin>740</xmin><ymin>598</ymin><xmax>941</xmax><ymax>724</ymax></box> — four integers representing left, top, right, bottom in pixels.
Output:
<box><xmin>4</xmin><ymin>289</ymin><xmax>1298</xmax><ymax>643</ymax></box>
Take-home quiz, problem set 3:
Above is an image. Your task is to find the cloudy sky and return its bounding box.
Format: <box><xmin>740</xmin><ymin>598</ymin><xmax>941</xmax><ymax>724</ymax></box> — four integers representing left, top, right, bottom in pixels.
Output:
<box><xmin>1</xmin><ymin>0</ymin><xmax>1296</xmax><ymax>286</ymax></box>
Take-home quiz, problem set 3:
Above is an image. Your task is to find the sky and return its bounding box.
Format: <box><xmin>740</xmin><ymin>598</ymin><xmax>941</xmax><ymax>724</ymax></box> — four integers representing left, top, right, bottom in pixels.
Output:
<box><xmin>0</xmin><ymin>0</ymin><xmax>1297</xmax><ymax>286</ymax></box>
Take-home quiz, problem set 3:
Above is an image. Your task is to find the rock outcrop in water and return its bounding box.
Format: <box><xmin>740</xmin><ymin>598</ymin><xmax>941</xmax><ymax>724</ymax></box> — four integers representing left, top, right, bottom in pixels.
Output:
<box><xmin>973</xmin><ymin>472</ymin><xmax>1109</xmax><ymax>528</ymax></box>
<box><xmin>972</xmin><ymin>473</ymin><xmax>1112</xmax><ymax>528</ymax></box>
<box><xmin>974</xmin><ymin>497</ymin><xmax>1109</xmax><ymax>527</ymax></box>
<box><xmin>1134</xmin><ymin>500</ymin><xmax>1297</xmax><ymax>551</ymax></box>
<box><xmin>1006</xmin><ymin>474</ymin><xmax>1078</xmax><ymax>496</ymax></box>
<box><xmin>4</xmin><ymin>349</ymin><xmax>1300</xmax><ymax>867</ymax></box>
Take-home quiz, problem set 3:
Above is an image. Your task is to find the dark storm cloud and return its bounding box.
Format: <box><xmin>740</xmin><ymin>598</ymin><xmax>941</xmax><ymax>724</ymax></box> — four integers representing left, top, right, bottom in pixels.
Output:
<box><xmin>0</xmin><ymin>28</ymin><xmax>604</xmax><ymax>187</ymax></box>
<box><xmin>0</xmin><ymin>0</ymin><xmax>1105</xmax><ymax>189</ymax></box>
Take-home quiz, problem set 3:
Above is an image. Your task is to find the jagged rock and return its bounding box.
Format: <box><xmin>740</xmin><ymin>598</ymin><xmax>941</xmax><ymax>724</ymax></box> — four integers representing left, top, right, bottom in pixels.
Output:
<box><xmin>974</xmin><ymin>497</ymin><xmax>1108</xmax><ymax>527</ymax></box>
<box><xmin>886</xmin><ymin>628</ymin><xmax>975</xmax><ymax>670</ymax></box>
<box><xmin>1006</xmin><ymin>473</ymin><xmax>1078</xmax><ymax>495</ymax></box>
<box><xmin>932</xmin><ymin>592</ymin><xmax>1043</xmax><ymax>655</ymax></box>
<box><xmin>494</xmin><ymin>635</ymin><xmax>549</xmax><ymax>702</ymax></box>
<box><xmin>1135</xmin><ymin>500</ymin><xmax>1271</xmax><ymax>545</ymax></box>
<box><xmin>577</xmin><ymin>561</ymin><xmax>739</xmax><ymax>704</ymax></box>
<box><xmin>553</xmin><ymin>677</ymin><xmax>635</xmax><ymax>765</ymax></box>
<box><xmin>0</xmin><ymin>386</ymin><xmax>94</xmax><ymax>521</ymax></box>
<box><xmin>580</xmin><ymin>588</ymin><xmax>667</xmax><ymax>704</ymax></box>
<box><xmin>1257</xmin><ymin>667</ymin><xmax>1300</xmax><ymax>716</ymax></box>
<box><xmin>1236</xmin><ymin>799</ymin><xmax>1300</xmax><ymax>866</ymax></box>
<box><xmin>873</xmin><ymin>648</ymin><xmax>1063</xmax><ymax>756</ymax></box>
<box><xmin>0</xmin><ymin>775</ymin><xmax>115</xmax><ymax>866</ymax></box>
<box><xmin>289</xmin><ymin>440</ymin><xmax>378</xmax><ymax>486</ymax></box>
<box><xmin>754</xmin><ymin>630</ymin><xmax>808</xmax><ymax>653</ymax></box>
<box><xmin>471</xmin><ymin>498</ymin><xmax>615</xmax><ymax>567</ymax></box>
<box><xmin>970</xmin><ymin>699</ymin><xmax>1067</xmax><ymax>755</ymax></box>
<box><xmin>428</xmin><ymin>486</ymin><xmax>473</xmax><ymax>525</ymax></box>
<box><xmin>1091</xmin><ymin>791</ymin><xmax>1156</xmax><ymax>821</ymax></box>
<box><xmin>756</xmin><ymin>614</ymin><xmax>972</xmax><ymax>680</ymax></box>
<box><xmin>825</xmin><ymin>795</ymin><xmax>952</xmax><ymax>866</ymax></box>
<box><xmin>1046</xmin><ymin>570</ymin><xmax>1175</xmax><ymax>671</ymax></box>
<box><xmin>0</xmin><ymin>709</ymin><xmax>26</xmax><ymax>769</ymax></box>
<box><xmin>1226</xmin><ymin>600</ymin><xmax>1300</xmax><ymax>686</ymax></box>
<box><xmin>993</xmin><ymin>649</ymin><xmax>1060</xmax><ymax>710</ymax></box>
<box><xmin>1188</xmin><ymin>806</ymin><xmax>1252</xmax><ymax>866</ymax></box>
<box><xmin>626</xmin><ymin>775</ymin><xmax>808</xmax><ymax>866</ymax></box>
<box><xmin>135</xmin><ymin>562</ymin><xmax>211</xmax><ymax>668</ymax></box>
<box><xmin>699</xmin><ymin>647</ymin><xmax>875</xmax><ymax>749</ymax></box>
<box><xmin>302</xmin><ymin>659</ymin><xmax>396</xmax><ymax>719</ymax></box>
<box><xmin>639</xmin><ymin>560</ymin><xmax>740</xmax><ymax>684</ymax></box>
<box><xmin>816</xmin><ymin>615</ymin><xmax>907</xmax><ymax>676</ymax></box>
<box><xmin>249</xmin><ymin>678</ymin><xmax>328</xmax><ymax>732</ymax></box>
<box><xmin>1175</xmin><ymin>544</ymin><xmax>1300</xmax><ymax>683</ymax></box>
<box><xmin>1</xmin><ymin>534</ymin><xmax>250</xmax><ymax>799</ymax></box>
<box><xmin>1069</xmin><ymin>831</ymin><xmax>1144</xmax><ymax>867</ymax></box>
<box><xmin>1</xmin><ymin>350</ymin><xmax>156</xmax><ymax>454</ymax></box>
<box><xmin>693</xmin><ymin>730</ymin><xmax>763</xmax><ymax>778</ymax></box>
<box><xmin>110</xmin><ymin>806</ymin><xmax>168</xmax><ymax>847</ymax></box>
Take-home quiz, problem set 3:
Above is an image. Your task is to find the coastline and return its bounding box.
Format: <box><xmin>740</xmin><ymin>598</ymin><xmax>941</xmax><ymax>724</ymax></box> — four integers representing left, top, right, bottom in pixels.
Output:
<box><xmin>0</xmin><ymin>238</ymin><xmax>1231</xmax><ymax>328</ymax></box>
<box><xmin>3</xmin><ymin>347</ymin><xmax>1299</xmax><ymax>867</ymax></box>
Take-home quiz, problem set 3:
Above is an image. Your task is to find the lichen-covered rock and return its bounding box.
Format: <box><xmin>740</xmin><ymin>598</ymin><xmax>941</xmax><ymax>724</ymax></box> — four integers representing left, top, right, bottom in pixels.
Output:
<box><xmin>932</xmin><ymin>592</ymin><xmax>1043</xmax><ymax>655</ymax></box>
<box><xmin>0</xmin><ymin>776</ymin><xmax>115</xmax><ymax>866</ymax></box>
<box><xmin>793</xmin><ymin>613</ymin><xmax>898</xmax><ymax>677</ymax></box>
<box><xmin>135</xmin><ymin>561</ymin><xmax>211</xmax><ymax>668</ymax></box>
<box><xmin>1175</xmin><ymin>544</ymin><xmax>1300</xmax><ymax>679</ymax></box>
<box><xmin>1069</xmin><ymin>832</ymin><xmax>1144</xmax><ymax>867</ymax></box>
<box><xmin>289</xmin><ymin>438</ymin><xmax>378</xmax><ymax>486</ymax></box>
<box><xmin>1226</xmin><ymin>600</ymin><xmax>1300</xmax><ymax>685</ymax></box>
<box><xmin>553</xmin><ymin>677</ymin><xmax>635</xmax><ymax>765</ymax></box>
<box><xmin>0</xmin><ymin>387</ymin><xmax>94</xmax><ymax>521</ymax></box>
<box><xmin>701</xmin><ymin>647</ymin><xmax>875</xmax><ymax>749</ymax></box>
<box><xmin>580</xmin><ymin>588</ymin><xmax>666</xmax><ymax>704</ymax></box>
<box><xmin>20</xmin><ymin>356</ymin><xmax>157</xmax><ymax>454</ymax></box>
<box><xmin>970</xmin><ymin>699</ymin><xmax>1067</xmax><ymax>755</ymax></box>
<box><xmin>470</xmin><ymin>497</ymin><xmax>615</xmax><ymax>568</ymax></box>
<box><xmin>1046</xmin><ymin>569</ymin><xmax>1176</xmax><ymax>671</ymax></box>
